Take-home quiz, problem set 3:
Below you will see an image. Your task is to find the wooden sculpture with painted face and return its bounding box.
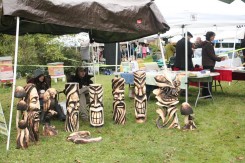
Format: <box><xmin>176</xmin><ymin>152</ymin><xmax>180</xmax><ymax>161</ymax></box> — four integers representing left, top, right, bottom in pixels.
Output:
<box><xmin>133</xmin><ymin>71</ymin><xmax>147</xmax><ymax>123</ymax></box>
<box><xmin>112</xmin><ymin>77</ymin><xmax>126</xmax><ymax>125</ymax></box>
<box><xmin>14</xmin><ymin>87</ymin><xmax>29</xmax><ymax>149</ymax></box>
<box><xmin>89</xmin><ymin>84</ymin><xmax>104</xmax><ymax>127</ymax></box>
<box><xmin>64</xmin><ymin>83</ymin><xmax>80</xmax><ymax>132</ymax></box>
<box><xmin>153</xmin><ymin>74</ymin><xmax>181</xmax><ymax>129</ymax></box>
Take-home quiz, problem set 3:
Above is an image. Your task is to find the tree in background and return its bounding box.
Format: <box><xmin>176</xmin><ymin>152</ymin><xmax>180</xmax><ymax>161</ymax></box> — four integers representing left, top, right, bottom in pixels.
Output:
<box><xmin>0</xmin><ymin>34</ymin><xmax>82</xmax><ymax>77</ymax></box>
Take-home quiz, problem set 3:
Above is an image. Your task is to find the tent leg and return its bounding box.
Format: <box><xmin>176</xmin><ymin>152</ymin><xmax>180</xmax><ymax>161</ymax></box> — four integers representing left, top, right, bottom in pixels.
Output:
<box><xmin>7</xmin><ymin>16</ymin><xmax>20</xmax><ymax>151</ymax></box>
<box><xmin>115</xmin><ymin>43</ymin><xmax>118</xmax><ymax>73</ymax></box>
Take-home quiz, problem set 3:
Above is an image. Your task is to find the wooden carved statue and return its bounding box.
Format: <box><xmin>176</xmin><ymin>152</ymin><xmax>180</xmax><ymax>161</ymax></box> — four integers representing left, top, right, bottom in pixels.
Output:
<box><xmin>42</xmin><ymin>88</ymin><xmax>58</xmax><ymax>136</ymax></box>
<box><xmin>64</xmin><ymin>83</ymin><xmax>80</xmax><ymax>132</ymax></box>
<box><xmin>67</xmin><ymin>131</ymin><xmax>102</xmax><ymax>144</ymax></box>
<box><xmin>14</xmin><ymin>84</ymin><xmax>41</xmax><ymax>149</ymax></box>
<box><xmin>180</xmin><ymin>102</ymin><xmax>197</xmax><ymax>130</ymax></box>
<box><xmin>133</xmin><ymin>71</ymin><xmax>147</xmax><ymax>123</ymax></box>
<box><xmin>89</xmin><ymin>84</ymin><xmax>104</xmax><ymax>127</ymax></box>
<box><xmin>15</xmin><ymin>86</ymin><xmax>29</xmax><ymax>149</ymax></box>
<box><xmin>153</xmin><ymin>74</ymin><xmax>181</xmax><ymax>129</ymax></box>
<box><xmin>112</xmin><ymin>77</ymin><xmax>126</xmax><ymax>125</ymax></box>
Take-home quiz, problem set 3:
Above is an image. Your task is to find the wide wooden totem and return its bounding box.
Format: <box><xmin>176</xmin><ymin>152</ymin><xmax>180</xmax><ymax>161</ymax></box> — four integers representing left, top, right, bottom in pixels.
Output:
<box><xmin>42</xmin><ymin>88</ymin><xmax>58</xmax><ymax>136</ymax></box>
<box><xmin>133</xmin><ymin>71</ymin><xmax>147</xmax><ymax>123</ymax></box>
<box><xmin>89</xmin><ymin>84</ymin><xmax>104</xmax><ymax>127</ymax></box>
<box><xmin>64</xmin><ymin>83</ymin><xmax>80</xmax><ymax>132</ymax></box>
<box><xmin>112</xmin><ymin>77</ymin><xmax>126</xmax><ymax>125</ymax></box>
<box><xmin>14</xmin><ymin>84</ymin><xmax>40</xmax><ymax>149</ymax></box>
<box><xmin>180</xmin><ymin>102</ymin><xmax>197</xmax><ymax>130</ymax></box>
<box><xmin>153</xmin><ymin>74</ymin><xmax>181</xmax><ymax>129</ymax></box>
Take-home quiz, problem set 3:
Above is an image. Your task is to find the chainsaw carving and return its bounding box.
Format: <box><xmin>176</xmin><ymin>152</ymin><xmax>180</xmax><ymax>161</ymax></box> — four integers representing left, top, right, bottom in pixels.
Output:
<box><xmin>67</xmin><ymin>131</ymin><xmax>102</xmax><ymax>144</ymax></box>
<box><xmin>64</xmin><ymin>83</ymin><xmax>80</xmax><ymax>132</ymax></box>
<box><xmin>180</xmin><ymin>102</ymin><xmax>197</xmax><ymax>130</ymax></box>
<box><xmin>14</xmin><ymin>84</ymin><xmax>41</xmax><ymax>149</ymax></box>
<box><xmin>133</xmin><ymin>71</ymin><xmax>147</xmax><ymax>123</ymax></box>
<box><xmin>42</xmin><ymin>88</ymin><xmax>58</xmax><ymax>136</ymax></box>
<box><xmin>153</xmin><ymin>74</ymin><xmax>181</xmax><ymax>129</ymax></box>
<box><xmin>89</xmin><ymin>84</ymin><xmax>104</xmax><ymax>127</ymax></box>
<box><xmin>112</xmin><ymin>77</ymin><xmax>126</xmax><ymax>125</ymax></box>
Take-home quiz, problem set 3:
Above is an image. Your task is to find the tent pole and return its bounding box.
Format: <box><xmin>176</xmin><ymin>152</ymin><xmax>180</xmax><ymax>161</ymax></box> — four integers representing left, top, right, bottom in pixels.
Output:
<box><xmin>7</xmin><ymin>16</ymin><xmax>20</xmax><ymax>151</ymax></box>
<box><xmin>185</xmin><ymin>30</ymin><xmax>188</xmax><ymax>103</ymax></box>
<box><xmin>115</xmin><ymin>43</ymin><xmax>118</xmax><ymax>73</ymax></box>
<box><xmin>158</xmin><ymin>35</ymin><xmax>167</xmax><ymax>71</ymax></box>
<box><xmin>97</xmin><ymin>45</ymin><xmax>100</xmax><ymax>75</ymax></box>
<box><xmin>231</xmin><ymin>27</ymin><xmax>238</xmax><ymax>67</ymax></box>
<box><xmin>127</xmin><ymin>42</ymin><xmax>129</xmax><ymax>61</ymax></box>
<box><xmin>92</xmin><ymin>43</ymin><xmax>96</xmax><ymax>83</ymax></box>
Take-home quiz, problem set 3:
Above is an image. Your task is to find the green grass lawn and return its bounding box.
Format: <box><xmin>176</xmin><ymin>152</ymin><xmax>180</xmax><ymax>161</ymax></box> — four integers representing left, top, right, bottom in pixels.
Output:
<box><xmin>0</xmin><ymin>75</ymin><xmax>245</xmax><ymax>163</ymax></box>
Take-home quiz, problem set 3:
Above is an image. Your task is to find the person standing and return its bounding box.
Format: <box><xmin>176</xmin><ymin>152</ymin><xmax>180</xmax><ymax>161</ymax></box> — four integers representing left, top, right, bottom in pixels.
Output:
<box><xmin>165</xmin><ymin>40</ymin><xmax>176</xmax><ymax>61</ymax></box>
<box><xmin>174</xmin><ymin>32</ymin><xmax>194</xmax><ymax>96</ymax></box>
<box><xmin>202</xmin><ymin>31</ymin><xmax>225</xmax><ymax>97</ymax></box>
<box><xmin>174</xmin><ymin>31</ymin><xmax>194</xmax><ymax>70</ymax></box>
<box><xmin>194</xmin><ymin>37</ymin><xmax>203</xmax><ymax>49</ymax></box>
<box><xmin>142</xmin><ymin>44</ymin><xmax>147</xmax><ymax>59</ymax></box>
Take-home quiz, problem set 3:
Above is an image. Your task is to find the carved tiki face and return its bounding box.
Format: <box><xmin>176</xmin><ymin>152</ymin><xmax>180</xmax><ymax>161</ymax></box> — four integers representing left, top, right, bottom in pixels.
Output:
<box><xmin>65</xmin><ymin>83</ymin><xmax>80</xmax><ymax>132</ymax></box>
<box><xmin>133</xmin><ymin>71</ymin><xmax>147</xmax><ymax>123</ymax></box>
<box><xmin>112</xmin><ymin>77</ymin><xmax>126</xmax><ymax>124</ymax></box>
<box><xmin>89</xmin><ymin>84</ymin><xmax>104</xmax><ymax>127</ymax></box>
<box><xmin>153</xmin><ymin>74</ymin><xmax>180</xmax><ymax>106</ymax></box>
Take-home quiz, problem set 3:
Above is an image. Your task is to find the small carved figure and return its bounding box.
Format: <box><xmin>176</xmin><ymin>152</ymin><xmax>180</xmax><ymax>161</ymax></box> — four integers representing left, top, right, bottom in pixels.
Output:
<box><xmin>89</xmin><ymin>84</ymin><xmax>104</xmax><ymax>127</ymax></box>
<box><xmin>15</xmin><ymin>100</ymin><xmax>29</xmax><ymax>149</ymax></box>
<box><xmin>67</xmin><ymin>131</ymin><xmax>102</xmax><ymax>144</ymax></box>
<box><xmin>153</xmin><ymin>74</ymin><xmax>181</xmax><ymax>129</ymax></box>
<box><xmin>43</xmin><ymin>124</ymin><xmax>58</xmax><ymax>136</ymax></box>
<box><xmin>42</xmin><ymin>88</ymin><xmax>58</xmax><ymax>136</ymax></box>
<box><xmin>112</xmin><ymin>77</ymin><xmax>126</xmax><ymax>125</ymax></box>
<box><xmin>180</xmin><ymin>102</ymin><xmax>197</xmax><ymax>130</ymax></box>
<box><xmin>64</xmin><ymin>83</ymin><xmax>80</xmax><ymax>132</ymax></box>
<box><xmin>133</xmin><ymin>71</ymin><xmax>147</xmax><ymax>123</ymax></box>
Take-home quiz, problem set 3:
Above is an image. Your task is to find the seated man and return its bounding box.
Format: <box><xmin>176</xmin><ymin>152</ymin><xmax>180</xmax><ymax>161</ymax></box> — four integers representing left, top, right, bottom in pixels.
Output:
<box><xmin>69</xmin><ymin>67</ymin><xmax>93</xmax><ymax>121</ymax></box>
<box><xmin>28</xmin><ymin>68</ymin><xmax>65</xmax><ymax>123</ymax></box>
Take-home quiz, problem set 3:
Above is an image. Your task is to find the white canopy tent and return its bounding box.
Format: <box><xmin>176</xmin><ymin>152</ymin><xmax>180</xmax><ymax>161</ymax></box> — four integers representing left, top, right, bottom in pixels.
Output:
<box><xmin>155</xmin><ymin>0</ymin><xmax>245</xmax><ymax>102</ymax></box>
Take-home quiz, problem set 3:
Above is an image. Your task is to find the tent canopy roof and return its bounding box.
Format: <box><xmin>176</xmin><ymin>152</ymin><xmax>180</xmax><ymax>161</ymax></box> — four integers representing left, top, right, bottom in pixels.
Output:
<box><xmin>0</xmin><ymin>0</ymin><xmax>169</xmax><ymax>43</ymax></box>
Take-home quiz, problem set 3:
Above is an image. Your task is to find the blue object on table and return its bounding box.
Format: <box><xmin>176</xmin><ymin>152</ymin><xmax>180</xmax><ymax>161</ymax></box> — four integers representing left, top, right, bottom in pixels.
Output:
<box><xmin>104</xmin><ymin>69</ymin><xmax>111</xmax><ymax>75</ymax></box>
<box><xmin>157</xmin><ymin>58</ymin><xmax>164</xmax><ymax>67</ymax></box>
<box><xmin>120</xmin><ymin>73</ymin><xmax>134</xmax><ymax>84</ymax></box>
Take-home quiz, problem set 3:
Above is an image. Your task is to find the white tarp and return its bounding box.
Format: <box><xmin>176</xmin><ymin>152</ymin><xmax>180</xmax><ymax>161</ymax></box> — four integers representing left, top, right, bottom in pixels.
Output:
<box><xmin>155</xmin><ymin>0</ymin><xmax>245</xmax><ymax>39</ymax></box>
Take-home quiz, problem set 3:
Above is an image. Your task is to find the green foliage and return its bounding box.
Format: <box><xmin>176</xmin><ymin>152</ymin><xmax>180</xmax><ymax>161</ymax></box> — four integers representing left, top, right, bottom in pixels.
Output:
<box><xmin>0</xmin><ymin>34</ymin><xmax>15</xmax><ymax>56</ymax></box>
<box><xmin>0</xmin><ymin>34</ymin><xmax>83</xmax><ymax>76</ymax></box>
<box><xmin>149</xmin><ymin>43</ymin><xmax>160</xmax><ymax>54</ymax></box>
<box><xmin>0</xmin><ymin>76</ymin><xmax>245</xmax><ymax>162</ymax></box>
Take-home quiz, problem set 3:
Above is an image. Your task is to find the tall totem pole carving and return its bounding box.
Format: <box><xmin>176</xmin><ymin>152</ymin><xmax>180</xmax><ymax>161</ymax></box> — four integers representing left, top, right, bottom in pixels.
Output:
<box><xmin>89</xmin><ymin>84</ymin><xmax>104</xmax><ymax>127</ymax></box>
<box><xmin>64</xmin><ymin>83</ymin><xmax>80</xmax><ymax>132</ymax></box>
<box><xmin>153</xmin><ymin>74</ymin><xmax>181</xmax><ymax>129</ymax></box>
<box><xmin>133</xmin><ymin>71</ymin><xmax>147</xmax><ymax>123</ymax></box>
<box><xmin>112</xmin><ymin>77</ymin><xmax>126</xmax><ymax>125</ymax></box>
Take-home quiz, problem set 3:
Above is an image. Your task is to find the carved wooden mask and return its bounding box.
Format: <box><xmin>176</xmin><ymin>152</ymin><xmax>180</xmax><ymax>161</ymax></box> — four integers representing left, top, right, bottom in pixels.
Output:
<box><xmin>89</xmin><ymin>84</ymin><xmax>104</xmax><ymax>127</ymax></box>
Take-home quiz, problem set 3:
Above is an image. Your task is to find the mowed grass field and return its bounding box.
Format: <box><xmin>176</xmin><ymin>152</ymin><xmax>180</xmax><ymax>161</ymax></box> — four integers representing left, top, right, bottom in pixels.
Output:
<box><xmin>0</xmin><ymin>74</ymin><xmax>245</xmax><ymax>163</ymax></box>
